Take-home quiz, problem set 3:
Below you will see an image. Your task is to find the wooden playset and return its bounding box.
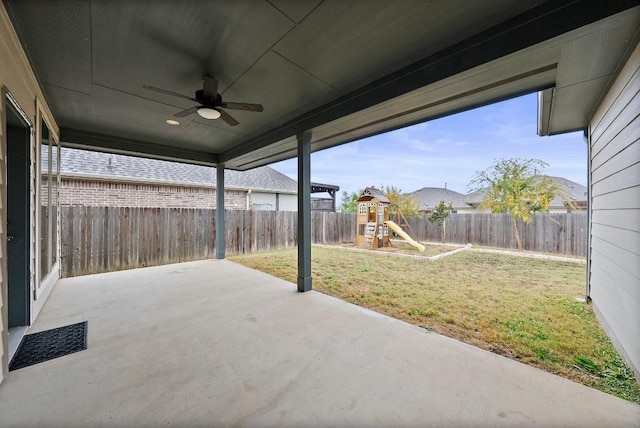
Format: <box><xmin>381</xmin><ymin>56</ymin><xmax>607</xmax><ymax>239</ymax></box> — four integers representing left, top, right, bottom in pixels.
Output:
<box><xmin>355</xmin><ymin>187</ymin><xmax>390</xmax><ymax>249</ymax></box>
<box><xmin>355</xmin><ymin>187</ymin><xmax>425</xmax><ymax>252</ymax></box>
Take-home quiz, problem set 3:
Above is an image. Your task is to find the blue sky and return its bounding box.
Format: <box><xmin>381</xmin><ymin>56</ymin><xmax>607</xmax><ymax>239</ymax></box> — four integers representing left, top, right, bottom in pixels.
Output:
<box><xmin>271</xmin><ymin>93</ymin><xmax>587</xmax><ymax>201</ymax></box>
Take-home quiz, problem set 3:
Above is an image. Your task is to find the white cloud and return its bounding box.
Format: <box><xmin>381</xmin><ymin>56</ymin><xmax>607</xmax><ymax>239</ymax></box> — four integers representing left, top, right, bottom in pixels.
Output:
<box><xmin>270</xmin><ymin>94</ymin><xmax>587</xmax><ymax>198</ymax></box>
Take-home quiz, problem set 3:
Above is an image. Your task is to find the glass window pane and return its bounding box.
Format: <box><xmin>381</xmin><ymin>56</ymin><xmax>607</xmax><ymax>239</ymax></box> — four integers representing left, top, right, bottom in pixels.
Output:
<box><xmin>51</xmin><ymin>141</ymin><xmax>59</xmax><ymax>266</ymax></box>
<box><xmin>40</xmin><ymin>120</ymin><xmax>50</xmax><ymax>280</ymax></box>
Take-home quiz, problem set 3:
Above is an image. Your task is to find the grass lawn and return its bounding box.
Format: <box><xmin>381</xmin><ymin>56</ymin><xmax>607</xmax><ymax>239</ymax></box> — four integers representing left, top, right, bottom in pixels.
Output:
<box><xmin>371</xmin><ymin>241</ymin><xmax>461</xmax><ymax>257</ymax></box>
<box><xmin>332</xmin><ymin>241</ymin><xmax>460</xmax><ymax>257</ymax></box>
<box><xmin>229</xmin><ymin>246</ymin><xmax>640</xmax><ymax>403</ymax></box>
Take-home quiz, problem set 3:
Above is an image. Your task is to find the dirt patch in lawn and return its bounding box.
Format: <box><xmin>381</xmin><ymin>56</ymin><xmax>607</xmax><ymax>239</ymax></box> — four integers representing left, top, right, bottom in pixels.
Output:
<box><xmin>336</xmin><ymin>240</ymin><xmax>463</xmax><ymax>258</ymax></box>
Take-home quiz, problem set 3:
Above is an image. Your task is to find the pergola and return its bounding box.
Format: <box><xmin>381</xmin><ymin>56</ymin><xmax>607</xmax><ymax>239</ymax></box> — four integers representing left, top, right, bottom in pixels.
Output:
<box><xmin>311</xmin><ymin>182</ymin><xmax>340</xmax><ymax>212</ymax></box>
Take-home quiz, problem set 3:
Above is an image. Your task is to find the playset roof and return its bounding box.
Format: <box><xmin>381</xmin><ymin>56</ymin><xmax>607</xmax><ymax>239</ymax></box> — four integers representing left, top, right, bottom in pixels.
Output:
<box><xmin>356</xmin><ymin>187</ymin><xmax>390</xmax><ymax>204</ymax></box>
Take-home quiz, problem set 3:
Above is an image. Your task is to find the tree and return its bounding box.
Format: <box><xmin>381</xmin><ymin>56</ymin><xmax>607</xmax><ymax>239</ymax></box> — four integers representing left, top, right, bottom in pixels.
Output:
<box><xmin>340</xmin><ymin>186</ymin><xmax>421</xmax><ymax>218</ymax></box>
<box><xmin>381</xmin><ymin>185</ymin><xmax>421</xmax><ymax>219</ymax></box>
<box><xmin>468</xmin><ymin>158</ymin><xmax>565</xmax><ymax>251</ymax></box>
<box><xmin>427</xmin><ymin>200</ymin><xmax>452</xmax><ymax>242</ymax></box>
<box><xmin>339</xmin><ymin>190</ymin><xmax>360</xmax><ymax>213</ymax></box>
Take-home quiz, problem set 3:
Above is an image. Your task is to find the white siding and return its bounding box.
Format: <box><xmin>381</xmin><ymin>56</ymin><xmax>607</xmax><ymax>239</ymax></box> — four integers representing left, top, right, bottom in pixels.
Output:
<box><xmin>278</xmin><ymin>194</ymin><xmax>298</xmax><ymax>211</ymax></box>
<box><xmin>588</xmin><ymin>42</ymin><xmax>640</xmax><ymax>379</ymax></box>
<box><xmin>250</xmin><ymin>192</ymin><xmax>276</xmax><ymax>210</ymax></box>
<box><xmin>250</xmin><ymin>192</ymin><xmax>297</xmax><ymax>211</ymax></box>
<box><xmin>454</xmin><ymin>207</ymin><xmax>491</xmax><ymax>214</ymax></box>
<box><xmin>0</xmin><ymin>4</ymin><xmax>60</xmax><ymax>380</ymax></box>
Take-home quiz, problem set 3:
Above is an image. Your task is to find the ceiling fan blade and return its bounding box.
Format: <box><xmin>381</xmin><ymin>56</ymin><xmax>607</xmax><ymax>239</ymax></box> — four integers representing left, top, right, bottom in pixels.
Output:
<box><xmin>174</xmin><ymin>106</ymin><xmax>199</xmax><ymax>117</ymax></box>
<box><xmin>142</xmin><ymin>85</ymin><xmax>197</xmax><ymax>102</ymax></box>
<box><xmin>220</xmin><ymin>102</ymin><xmax>264</xmax><ymax>112</ymax></box>
<box><xmin>218</xmin><ymin>108</ymin><xmax>239</xmax><ymax>126</ymax></box>
<box><xmin>202</xmin><ymin>75</ymin><xmax>219</xmax><ymax>100</ymax></box>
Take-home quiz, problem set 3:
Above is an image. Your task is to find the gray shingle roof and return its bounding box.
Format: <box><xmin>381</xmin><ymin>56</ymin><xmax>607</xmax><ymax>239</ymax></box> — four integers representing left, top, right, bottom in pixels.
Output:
<box><xmin>58</xmin><ymin>147</ymin><xmax>297</xmax><ymax>192</ymax></box>
<box><xmin>407</xmin><ymin>187</ymin><xmax>465</xmax><ymax>210</ymax></box>
<box><xmin>546</xmin><ymin>176</ymin><xmax>588</xmax><ymax>205</ymax></box>
<box><xmin>448</xmin><ymin>176</ymin><xmax>587</xmax><ymax>209</ymax></box>
<box><xmin>454</xmin><ymin>189</ymin><xmax>486</xmax><ymax>207</ymax></box>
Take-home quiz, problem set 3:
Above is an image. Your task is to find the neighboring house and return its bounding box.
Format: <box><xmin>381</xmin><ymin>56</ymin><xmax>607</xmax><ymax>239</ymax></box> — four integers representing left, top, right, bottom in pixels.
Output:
<box><xmin>413</xmin><ymin>176</ymin><xmax>588</xmax><ymax>214</ymax></box>
<box><xmin>450</xmin><ymin>189</ymin><xmax>490</xmax><ymax>214</ymax></box>
<box><xmin>545</xmin><ymin>176</ymin><xmax>588</xmax><ymax>213</ymax></box>
<box><xmin>1</xmin><ymin>1</ymin><xmax>637</xmax><ymax>387</ymax></box>
<box><xmin>58</xmin><ymin>147</ymin><xmax>307</xmax><ymax>211</ymax></box>
<box><xmin>407</xmin><ymin>187</ymin><xmax>465</xmax><ymax>213</ymax></box>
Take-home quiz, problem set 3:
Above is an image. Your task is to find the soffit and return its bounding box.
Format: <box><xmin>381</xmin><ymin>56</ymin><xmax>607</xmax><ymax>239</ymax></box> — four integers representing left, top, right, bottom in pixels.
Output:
<box><xmin>4</xmin><ymin>0</ymin><xmax>638</xmax><ymax>169</ymax></box>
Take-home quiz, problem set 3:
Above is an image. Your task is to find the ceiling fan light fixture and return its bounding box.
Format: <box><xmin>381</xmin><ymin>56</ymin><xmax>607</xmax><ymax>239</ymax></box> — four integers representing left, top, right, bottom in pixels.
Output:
<box><xmin>197</xmin><ymin>107</ymin><xmax>221</xmax><ymax>120</ymax></box>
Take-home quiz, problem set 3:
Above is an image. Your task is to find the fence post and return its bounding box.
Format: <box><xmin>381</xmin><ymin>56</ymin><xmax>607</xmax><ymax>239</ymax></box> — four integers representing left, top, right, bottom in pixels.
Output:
<box><xmin>59</xmin><ymin>208</ymin><xmax>587</xmax><ymax>278</ymax></box>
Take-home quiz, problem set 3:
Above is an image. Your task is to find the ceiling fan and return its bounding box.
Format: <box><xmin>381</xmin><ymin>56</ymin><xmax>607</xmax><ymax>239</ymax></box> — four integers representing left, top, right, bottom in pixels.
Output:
<box><xmin>143</xmin><ymin>75</ymin><xmax>263</xmax><ymax>126</ymax></box>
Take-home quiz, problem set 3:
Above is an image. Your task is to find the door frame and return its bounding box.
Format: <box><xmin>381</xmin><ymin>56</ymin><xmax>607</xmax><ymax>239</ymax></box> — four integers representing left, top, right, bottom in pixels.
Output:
<box><xmin>2</xmin><ymin>88</ymin><xmax>35</xmax><ymax>363</ymax></box>
<box><xmin>32</xmin><ymin>97</ymin><xmax>60</xmax><ymax>320</ymax></box>
<box><xmin>5</xmin><ymin>91</ymin><xmax>33</xmax><ymax>328</ymax></box>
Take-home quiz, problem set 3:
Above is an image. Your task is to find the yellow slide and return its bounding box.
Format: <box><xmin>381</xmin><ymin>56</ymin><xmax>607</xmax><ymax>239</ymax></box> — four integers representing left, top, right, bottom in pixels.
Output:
<box><xmin>385</xmin><ymin>220</ymin><xmax>425</xmax><ymax>252</ymax></box>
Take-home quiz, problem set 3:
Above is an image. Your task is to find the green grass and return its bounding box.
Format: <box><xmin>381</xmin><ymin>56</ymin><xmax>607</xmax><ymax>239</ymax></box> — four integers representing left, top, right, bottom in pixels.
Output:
<box><xmin>229</xmin><ymin>246</ymin><xmax>640</xmax><ymax>403</ymax></box>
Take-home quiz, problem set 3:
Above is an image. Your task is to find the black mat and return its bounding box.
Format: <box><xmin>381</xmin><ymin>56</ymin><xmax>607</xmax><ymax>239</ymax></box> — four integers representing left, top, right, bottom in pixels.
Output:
<box><xmin>9</xmin><ymin>321</ymin><xmax>88</xmax><ymax>371</ymax></box>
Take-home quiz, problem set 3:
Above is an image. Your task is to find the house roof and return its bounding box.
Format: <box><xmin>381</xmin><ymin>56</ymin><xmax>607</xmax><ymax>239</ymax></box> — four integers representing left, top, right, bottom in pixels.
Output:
<box><xmin>448</xmin><ymin>176</ymin><xmax>587</xmax><ymax>209</ymax></box>
<box><xmin>546</xmin><ymin>176</ymin><xmax>588</xmax><ymax>206</ymax></box>
<box><xmin>58</xmin><ymin>147</ymin><xmax>298</xmax><ymax>193</ymax></box>
<box><xmin>455</xmin><ymin>189</ymin><xmax>487</xmax><ymax>207</ymax></box>
<box><xmin>357</xmin><ymin>187</ymin><xmax>390</xmax><ymax>204</ymax></box>
<box><xmin>408</xmin><ymin>187</ymin><xmax>465</xmax><ymax>211</ymax></box>
<box><xmin>6</xmin><ymin>2</ymin><xmax>638</xmax><ymax>170</ymax></box>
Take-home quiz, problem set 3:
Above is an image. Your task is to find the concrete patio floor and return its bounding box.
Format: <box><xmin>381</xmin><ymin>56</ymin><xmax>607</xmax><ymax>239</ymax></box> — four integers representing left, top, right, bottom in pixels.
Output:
<box><xmin>1</xmin><ymin>260</ymin><xmax>638</xmax><ymax>427</ymax></box>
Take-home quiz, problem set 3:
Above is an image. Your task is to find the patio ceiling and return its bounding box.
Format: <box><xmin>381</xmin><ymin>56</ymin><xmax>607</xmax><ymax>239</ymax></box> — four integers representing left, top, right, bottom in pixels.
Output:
<box><xmin>5</xmin><ymin>0</ymin><xmax>639</xmax><ymax>169</ymax></box>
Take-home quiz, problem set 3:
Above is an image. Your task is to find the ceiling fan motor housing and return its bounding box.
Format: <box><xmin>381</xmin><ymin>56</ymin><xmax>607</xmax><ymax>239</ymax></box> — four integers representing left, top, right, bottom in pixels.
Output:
<box><xmin>195</xmin><ymin>89</ymin><xmax>221</xmax><ymax>106</ymax></box>
<box><xmin>142</xmin><ymin>78</ymin><xmax>261</xmax><ymax>126</ymax></box>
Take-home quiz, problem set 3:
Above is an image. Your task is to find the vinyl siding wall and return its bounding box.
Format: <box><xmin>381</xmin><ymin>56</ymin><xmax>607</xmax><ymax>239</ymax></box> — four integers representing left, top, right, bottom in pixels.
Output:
<box><xmin>250</xmin><ymin>192</ymin><xmax>297</xmax><ymax>211</ymax></box>
<box><xmin>0</xmin><ymin>4</ymin><xmax>59</xmax><ymax>381</ymax></box>
<box><xmin>588</xmin><ymin>42</ymin><xmax>640</xmax><ymax>379</ymax></box>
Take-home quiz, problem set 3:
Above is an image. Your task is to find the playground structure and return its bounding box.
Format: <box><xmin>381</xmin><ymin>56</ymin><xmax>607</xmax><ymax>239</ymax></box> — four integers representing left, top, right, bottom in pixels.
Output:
<box><xmin>354</xmin><ymin>187</ymin><xmax>425</xmax><ymax>252</ymax></box>
<box><xmin>355</xmin><ymin>187</ymin><xmax>390</xmax><ymax>249</ymax></box>
<box><xmin>385</xmin><ymin>221</ymin><xmax>426</xmax><ymax>252</ymax></box>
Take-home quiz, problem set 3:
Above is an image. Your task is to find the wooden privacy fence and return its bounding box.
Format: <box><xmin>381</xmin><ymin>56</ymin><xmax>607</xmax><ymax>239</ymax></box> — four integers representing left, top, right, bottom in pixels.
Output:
<box><xmin>61</xmin><ymin>207</ymin><xmax>215</xmax><ymax>278</ymax></box>
<box><xmin>60</xmin><ymin>207</ymin><xmax>585</xmax><ymax>278</ymax></box>
<box><xmin>60</xmin><ymin>207</ymin><xmax>356</xmax><ymax>277</ymax></box>
<box><xmin>403</xmin><ymin>212</ymin><xmax>587</xmax><ymax>256</ymax></box>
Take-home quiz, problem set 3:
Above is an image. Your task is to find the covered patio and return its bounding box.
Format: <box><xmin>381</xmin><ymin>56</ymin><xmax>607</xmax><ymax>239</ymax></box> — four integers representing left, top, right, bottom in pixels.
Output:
<box><xmin>1</xmin><ymin>1</ymin><xmax>640</xmax><ymax>422</ymax></box>
<box><xmin>0</xmin><ymin>260</ymin><xmax>638</xmax><ymax>427</ymax></box>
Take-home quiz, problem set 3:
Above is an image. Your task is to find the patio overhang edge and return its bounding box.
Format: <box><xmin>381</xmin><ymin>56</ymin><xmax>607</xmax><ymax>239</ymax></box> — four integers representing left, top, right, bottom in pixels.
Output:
<box><xmin>61</xmin><ymin>127</ymin><xmax>218</xmax><ymax>166</ymax></box>
<box><xmin>218</xmin><ymin>0</ymin><xmax>639</xmax><ymax>168</ymax></box>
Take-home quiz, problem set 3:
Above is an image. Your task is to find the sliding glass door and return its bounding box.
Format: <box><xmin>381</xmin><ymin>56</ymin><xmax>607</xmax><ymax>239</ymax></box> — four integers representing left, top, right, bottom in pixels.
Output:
<box><xmin>38</xmin><ymin>116</ymin><xmax>59</xmax><ymax>286</ymax></box>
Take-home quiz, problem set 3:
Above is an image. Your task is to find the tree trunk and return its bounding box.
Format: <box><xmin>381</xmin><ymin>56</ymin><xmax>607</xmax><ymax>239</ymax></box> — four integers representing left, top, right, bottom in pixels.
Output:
<box><xmin>441</xmin><ymin>220</ymin><xmax>446</xmax><ymax>243</ymax></box>
<box><xmin>511</xmin><ymin>216</ymin><xmax>523</xmax><ymax>251</ymax></box>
